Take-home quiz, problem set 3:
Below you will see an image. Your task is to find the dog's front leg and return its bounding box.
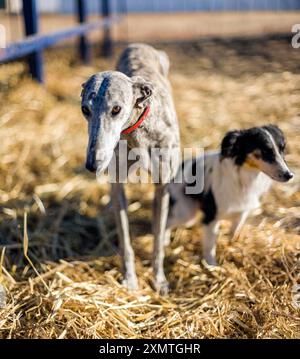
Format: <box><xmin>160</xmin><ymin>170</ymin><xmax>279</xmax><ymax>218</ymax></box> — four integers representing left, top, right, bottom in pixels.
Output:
<box><xmin>111</xmin><ymin>182</ymin><xmax>138</xmax><ymax>290</ymax></box>
<box><xmin>230</xmin><ymin>211</ymin><xmax>249</xmax><ymax>242</ymax></box>
<box><xmin>153</xmin><ymin>184</ymin><xmax>170</xmax><ymax>295</ymax></box>
<box><xmin>203</xmin><ymin>220</ymin><xmax>219</xmax><ymax>266</ymax></box>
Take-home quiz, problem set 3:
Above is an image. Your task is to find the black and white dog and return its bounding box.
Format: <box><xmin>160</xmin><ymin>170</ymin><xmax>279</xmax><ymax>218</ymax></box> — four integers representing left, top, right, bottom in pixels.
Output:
<box><xmin>167</xmin><ymin>125</ymin><xmax>294</xmax><ymax>266</ymax></box>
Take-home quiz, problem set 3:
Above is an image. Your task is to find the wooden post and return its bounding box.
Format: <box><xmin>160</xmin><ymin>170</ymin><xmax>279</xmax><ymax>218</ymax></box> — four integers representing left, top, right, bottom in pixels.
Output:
<box><xmin>22</xmin><ymin>0</ymin><xmax>44</xmax><ymax>83</ymax></box>
<box><xmin>77</xmin><ymin>0</ymin><xmax>91</xmax><ymax>64</ymax></box>
<box><xmin>101</xmin><ymin>0</ymin><xmax>113</xmax><ymax>57</ymax></box>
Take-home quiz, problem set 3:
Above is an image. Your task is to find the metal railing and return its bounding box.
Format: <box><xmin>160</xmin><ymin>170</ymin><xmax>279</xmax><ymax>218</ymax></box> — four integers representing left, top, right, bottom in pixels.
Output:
<box><xmin>0</xmin><ymin>0</ymin><xmax>121</xmax><ymax>83</ymax></box>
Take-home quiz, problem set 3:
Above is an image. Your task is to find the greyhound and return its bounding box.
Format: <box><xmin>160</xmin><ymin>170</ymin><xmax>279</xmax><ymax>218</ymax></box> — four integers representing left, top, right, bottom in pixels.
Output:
<box><xmin>81</xmin><ymin>44</ymin><xmax>180</xmax><ymax>294</ymax></box>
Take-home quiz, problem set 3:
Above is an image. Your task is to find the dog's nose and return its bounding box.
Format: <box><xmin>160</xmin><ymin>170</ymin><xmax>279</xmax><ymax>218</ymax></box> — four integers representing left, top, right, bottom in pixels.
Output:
<box><xmin>85</xmin><ymin>159</ymin><xmax>96</xmax><ymax>173</ymax></box>
<box><xmin>283</xmin><ymin>171</ymin><xmax>294</xmax><ymax>181</ymax></box>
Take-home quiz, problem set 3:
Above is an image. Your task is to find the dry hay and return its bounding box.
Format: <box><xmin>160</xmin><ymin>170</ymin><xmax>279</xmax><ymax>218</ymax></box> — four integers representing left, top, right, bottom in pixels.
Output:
<box><xmin>0</xmin><ymin>37</ymin><xmax>300</xmax><ymax>338</ymax></box>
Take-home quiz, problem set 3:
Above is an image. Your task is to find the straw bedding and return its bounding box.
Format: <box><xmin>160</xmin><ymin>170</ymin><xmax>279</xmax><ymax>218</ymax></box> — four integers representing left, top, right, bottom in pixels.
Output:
<box><xmin>0</xmin><ymin>37</ymin><xmax>300</xmax><ymax>338</ymax></box>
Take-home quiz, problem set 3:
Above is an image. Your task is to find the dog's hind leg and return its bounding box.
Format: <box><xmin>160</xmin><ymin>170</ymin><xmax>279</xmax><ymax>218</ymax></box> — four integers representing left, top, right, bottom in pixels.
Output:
<box><xmin>153</xmin><ymin>184</ymin><xmax>170</xmax><ymax>295</ymax></box>
<box><xmin>111</xmin><ymin>182</ymin><xmax>138</xmax><ymax>290</ymax></box>
<box><xmin>202</xmin><ymin>220</ymin><xmax>219</xmax><ymax>267</ymax></box>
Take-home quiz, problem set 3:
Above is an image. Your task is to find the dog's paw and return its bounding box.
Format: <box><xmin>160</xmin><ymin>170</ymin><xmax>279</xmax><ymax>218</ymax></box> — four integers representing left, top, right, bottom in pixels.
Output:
<box><xmin>154</xmin><ymin>275</ymin><xmax>169</xmax><ymax>296</ymax></box>
<box><xmin>203</xmin><ymin>256</ymin><xmax>218</xmax><ymax>268</ymax></box>
<box><xmin>122</xmin><ymin>274</ymin><xmax>139</xmax><ymax>291</ymax></box>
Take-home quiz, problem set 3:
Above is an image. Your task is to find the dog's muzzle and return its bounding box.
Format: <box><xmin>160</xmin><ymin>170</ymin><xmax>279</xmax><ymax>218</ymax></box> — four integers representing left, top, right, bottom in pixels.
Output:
<box><xmin>281</xmin><ymin>170</ymin><xmax>294</xmax><ymax>182</ymax></box>
<box><xmin>85</xmin><ymin>156</ymin><xmax>96</xmax><ymax>172</ymax></box>
<box><xmin>85</xmin><ymin>144</ymin><xmax>97</xmax><ymax>172</ymax></box>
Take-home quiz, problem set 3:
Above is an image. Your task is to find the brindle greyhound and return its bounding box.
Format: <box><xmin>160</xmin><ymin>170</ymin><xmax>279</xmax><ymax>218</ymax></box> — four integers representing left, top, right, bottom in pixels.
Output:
<box><xmin>81</xmin><ymin>44</ymin><xmax>180</xmax><ymax>294</ymax></box>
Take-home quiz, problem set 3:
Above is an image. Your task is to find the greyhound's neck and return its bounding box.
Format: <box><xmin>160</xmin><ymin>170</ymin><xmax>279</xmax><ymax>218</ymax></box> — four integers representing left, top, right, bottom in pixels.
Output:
<box><xmin>122</xmin><ymin>104</ymin><xmax>150</xmax><ymax>134</ymax></box>
<box><xmin>122</xmin><ymin>106</ymin><xmax>150</xmax><ymax>135</ymax></box>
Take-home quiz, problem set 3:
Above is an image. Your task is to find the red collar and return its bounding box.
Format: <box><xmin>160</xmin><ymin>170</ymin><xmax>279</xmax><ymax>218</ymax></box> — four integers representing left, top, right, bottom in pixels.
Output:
<box><xmin>121</xmin><ymin>106</ymin><xmax>150</xmax><ymax>135</ymax></box>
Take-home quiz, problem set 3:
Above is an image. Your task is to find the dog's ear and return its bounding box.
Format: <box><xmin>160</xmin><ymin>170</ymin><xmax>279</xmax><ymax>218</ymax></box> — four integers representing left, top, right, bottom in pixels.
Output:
<box><xmin>157</xmin><ymin>50</ymin><xmax>170</xmax><ymax>77</ymax></box>
<box><xmin>80</xmin><ymin>82</ymin><xmax>86</xmax><ymax>98</ymax></box>
<box><xmin>263</xmin><ymin>124</ymin><xmax>286</xmax><ymax>152</ymax></box>
<box><xmin>221</xmin><ymin>130</ymin><xmax>240</xmax><ymax>157</ymax></box>
<box><xmin>263</xmin><ymin>124</ymin><xmax>282</xmax><ymax>136</ymax></box>
<box><xmin>132</xmin><ymin>76</ymin><xmax>153</xmax><ymax>108</ymax></box>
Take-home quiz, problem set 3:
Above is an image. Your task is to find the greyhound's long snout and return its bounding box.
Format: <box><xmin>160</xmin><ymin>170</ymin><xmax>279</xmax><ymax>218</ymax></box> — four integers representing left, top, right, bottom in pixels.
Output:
<box><xmin>86</xmin><ymin>119</ymin><xmax>100</xmax><ymax>172</ymax></box>
<box><xmin>85</xmin><ymin>155</ymin><xmax>96</xmax><ymax>172</ymax></box>
<box><xmin>86</xmin><ymin>138</ymin><xmax>97</xmax><ymax>172</ymax></box>
<box><xmin>85</xmin><ymin>136</ymin><xmax>114</xmax><ymax>174</ymax></box>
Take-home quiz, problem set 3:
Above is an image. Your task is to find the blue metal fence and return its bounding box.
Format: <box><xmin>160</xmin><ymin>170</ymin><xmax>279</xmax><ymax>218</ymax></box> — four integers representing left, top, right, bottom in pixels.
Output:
<box><xmin>23</xmin><ymin>0</ymin><xmax>44</xmax><ymax>82</ymax></box>
<box><xmin>0</xmin><ymin>0</ymin><xmax>299</xmax><ymax>84</ymax></box>
<box><xmin>0</xmin><ymin>0</ymin><xmax>120</xmax><ymax>83</ymax></box>
<box><xmin>59</xmin><ymin>0</ymin><xmax>300</xmax><ymax>13</ymax></box>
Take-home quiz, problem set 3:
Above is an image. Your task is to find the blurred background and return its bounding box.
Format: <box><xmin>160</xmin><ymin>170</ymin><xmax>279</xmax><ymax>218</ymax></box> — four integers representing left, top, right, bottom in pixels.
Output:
<box><xmin>0</xmin><ymin>1</ymin><xmax>300</xmax><ymax>339</ymax></box>
<box><xmin>0</xmin><ymin>0</ymin><xmax>300</xmax><ymax>44</ymax></box>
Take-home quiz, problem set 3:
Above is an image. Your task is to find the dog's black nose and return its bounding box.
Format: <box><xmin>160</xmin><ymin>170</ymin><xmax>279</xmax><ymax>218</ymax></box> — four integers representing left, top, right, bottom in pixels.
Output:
<box><xmin>85</xmin><ymin>160</ymin><xmax>96</xmax><ymax>173</ymax></box>
<box><xmin>283</xmin><ymin>171</ymin><xmax>294</xmax><ymax>181</ymax></box>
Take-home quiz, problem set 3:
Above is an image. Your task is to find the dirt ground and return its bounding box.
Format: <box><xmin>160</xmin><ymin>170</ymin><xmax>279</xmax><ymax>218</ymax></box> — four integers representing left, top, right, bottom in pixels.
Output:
<box><xmin>0</xmin><ymin>35</ymin><xmax>300</xmax><ymax>338</ymax></box>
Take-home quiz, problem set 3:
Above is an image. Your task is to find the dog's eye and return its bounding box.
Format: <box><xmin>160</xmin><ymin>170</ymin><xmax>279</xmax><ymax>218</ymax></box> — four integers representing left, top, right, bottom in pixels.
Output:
<box><xmin>81</xmin><ymin>105</ymin><xmax>91</xmax><ymax>117</ymax></box>
<box><xmin>112</xmin><ymin>106</ymin><xmax>121</xmax><ymax>116</ymax></box>
<box><xmin>261</xmin><ymin>150</ymin><xmax>268</xmax><ymax>157</ymax></box>
<box><xmin>253</xmin><ymin>151</ymin><xmax>261</xmax><ymax>159</ymax></box>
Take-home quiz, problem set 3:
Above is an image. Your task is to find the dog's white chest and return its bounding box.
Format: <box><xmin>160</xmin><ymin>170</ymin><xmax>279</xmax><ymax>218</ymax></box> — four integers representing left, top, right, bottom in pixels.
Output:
<box><xmin>211</xmin><ymin>158</ymin><xmax>272</xmax><ymax>215</ymax></box>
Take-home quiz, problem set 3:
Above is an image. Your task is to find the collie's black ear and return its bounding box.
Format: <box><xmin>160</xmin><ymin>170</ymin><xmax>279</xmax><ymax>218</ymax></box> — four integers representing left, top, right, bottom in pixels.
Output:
<box><xmin>263</xmin><ymin>124</ymin><xmax>286</xmax><ymax>152</ymax></box>
<box><xmin>263</xmin><ymin>124</ymin><xmax>283</xmax><ymax>136</ymax></box>
<box><xmin>221</xmin><ymin>130</ymin><xmax>240</xmax><ymax>157</ymax></box>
